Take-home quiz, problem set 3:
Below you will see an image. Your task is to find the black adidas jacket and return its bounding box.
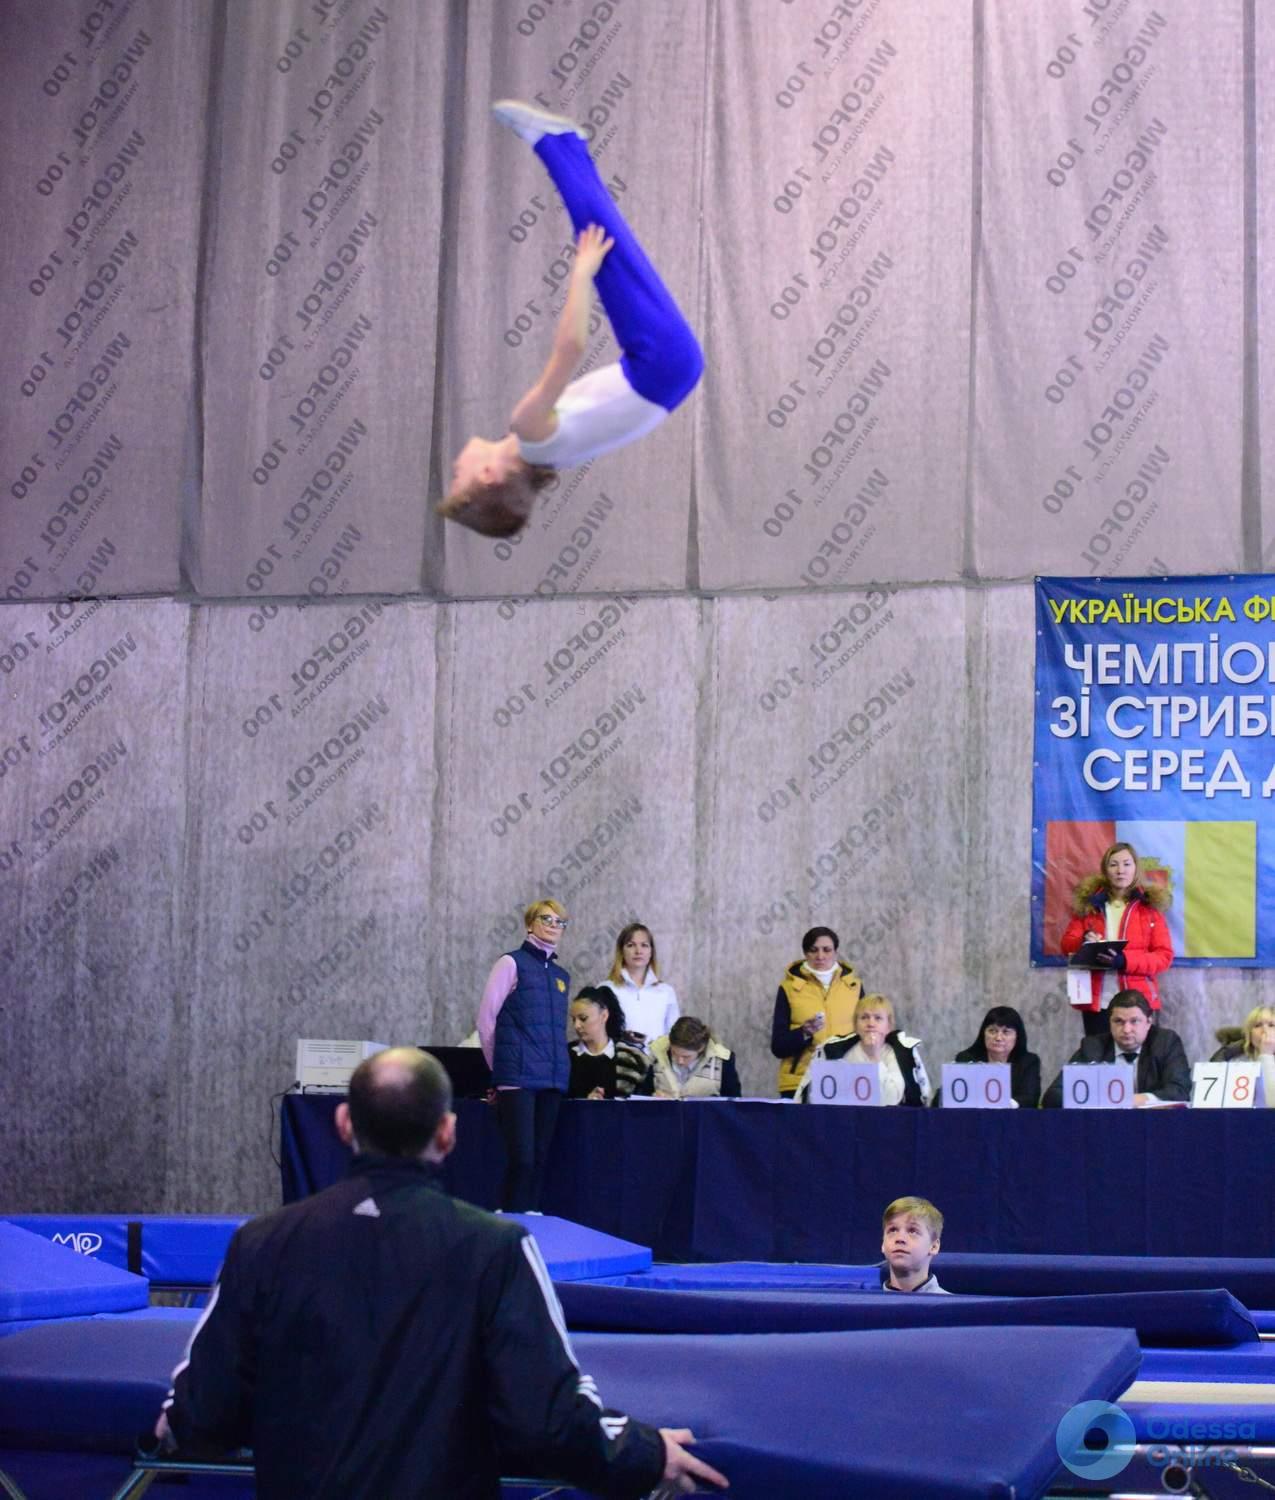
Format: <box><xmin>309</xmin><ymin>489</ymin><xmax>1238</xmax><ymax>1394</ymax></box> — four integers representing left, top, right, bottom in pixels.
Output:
<box><xmin>162</xmin><ymin>1155</ymin><xmax>664</xmax><ymax>1499</ymax></box>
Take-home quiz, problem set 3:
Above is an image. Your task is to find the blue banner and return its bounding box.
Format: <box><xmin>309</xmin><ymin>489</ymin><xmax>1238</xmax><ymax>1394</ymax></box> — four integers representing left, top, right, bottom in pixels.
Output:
<box><xmin>1032</xmin><ymin>575</ymin><xmax>1274</xmax><ymax>967</ymax></box>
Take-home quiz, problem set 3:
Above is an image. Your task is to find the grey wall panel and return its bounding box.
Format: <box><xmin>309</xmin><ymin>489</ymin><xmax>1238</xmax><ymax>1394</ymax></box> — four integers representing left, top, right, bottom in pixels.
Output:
<box><xmin>193</xmin><ymin>1</ymin><xmax>450</xmax><ymax>598</ymax></box>
<box><xmin>0</xmin><ymin>1</ymin><xmax>210</xmax><ymax>597</ymax></box>
<box><xmin>973</xmin><ymin>1</ymin><xmax>1245</xmax><ymax>579</ymax></box>
<box><xmin>172</xmin><ymin>598</ymin><xmax>436</xmax><ymax>1213</ymax></box>
<box><xmin>432</xmin><ymin>596</ymin><xmax>702</xmax><ymax>1048</ymax></box>
<box><xmin>0</xmin><ymin>600</ymin><xmax>188</xmax><ymax>1209</ymax></box>
<box><xmin>696</xmin><ymin>1</ymin><xmax>972</xmax><ymax>590</ymax></box>
<box><xmin>967</xmin><ymin>585</ymin><xmax>1082</xmax><ymax>1083</ymax></box>
<box><xmin>698</xmin><ymin>588</ymin><xmax>969</xmax><ymax>1094</ymax></box>
<box><xmin>439</xmin><ymin>1</ymin><xmax>706</xmax><ymax>600</ymax></box>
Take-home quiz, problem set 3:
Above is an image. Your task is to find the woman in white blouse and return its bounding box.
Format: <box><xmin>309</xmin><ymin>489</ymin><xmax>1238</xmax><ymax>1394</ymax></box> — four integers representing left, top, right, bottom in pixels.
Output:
<box><xmin>602</xmin><ymin>922</ymin><xmax>680</xmax><ymax>1052</ymax></box>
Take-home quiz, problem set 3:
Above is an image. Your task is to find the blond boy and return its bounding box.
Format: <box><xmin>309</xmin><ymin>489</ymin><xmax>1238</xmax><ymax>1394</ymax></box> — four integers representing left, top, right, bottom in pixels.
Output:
<box><xmin>881</xmin><ymin>1196</ymin><xmax>949</xmax><ymax>1294</ymax></box>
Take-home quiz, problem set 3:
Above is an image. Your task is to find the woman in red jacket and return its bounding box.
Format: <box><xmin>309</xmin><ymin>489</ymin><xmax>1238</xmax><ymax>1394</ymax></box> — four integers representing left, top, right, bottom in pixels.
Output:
<box><xmin>1060</xmin><ymin>841</ymin><xmax>1173</xmax><ymax>1036</ymax></box>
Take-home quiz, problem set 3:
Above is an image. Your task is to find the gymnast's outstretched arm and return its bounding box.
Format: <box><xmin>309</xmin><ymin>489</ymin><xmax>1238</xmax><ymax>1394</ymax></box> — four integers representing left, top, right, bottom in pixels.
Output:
<box><xmin>510</xmin><ymin>224</ymin><xmax>613</xmax><ymax>443</ymax></box>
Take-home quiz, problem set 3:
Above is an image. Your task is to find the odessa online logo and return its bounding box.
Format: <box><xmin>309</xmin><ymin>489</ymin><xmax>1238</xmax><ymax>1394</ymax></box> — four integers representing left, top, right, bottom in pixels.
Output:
<box><xmin>1058</xmin><ymin>1401</ymin><xmax>1257</xmax><ymax>1483</ymax></box>
<box><xmin>1056</xmin><ymin>1401</ymin><xmax>1136</xmax><ymax>1479</ymax></box>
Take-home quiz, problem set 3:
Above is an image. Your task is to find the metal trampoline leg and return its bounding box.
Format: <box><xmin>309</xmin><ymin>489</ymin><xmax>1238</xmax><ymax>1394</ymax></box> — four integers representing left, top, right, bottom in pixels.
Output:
<box><xmin>107</xmin><ymin>1468</ymin><xmax>157</xmax><ymax>1499</ymax></box>
<box><xmin>0</xmin><ymin>1466</ymin><xmax>30</xmax><ymax>1500</ymax></box>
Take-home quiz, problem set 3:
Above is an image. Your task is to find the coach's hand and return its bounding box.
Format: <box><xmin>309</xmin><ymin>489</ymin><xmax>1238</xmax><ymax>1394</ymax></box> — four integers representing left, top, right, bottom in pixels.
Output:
<box><xmin>659</xmin><ymin>1428</ymin><xmax>729</xmax><ymax>1492</ymax></box>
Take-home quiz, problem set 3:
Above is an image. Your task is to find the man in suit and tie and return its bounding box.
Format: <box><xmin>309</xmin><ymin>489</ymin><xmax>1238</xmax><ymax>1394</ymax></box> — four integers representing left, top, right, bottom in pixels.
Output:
<box><xmin>1042</xmin><ymin>990</ymin><xmax>1190</xmax><ymax>1107</ymax></box>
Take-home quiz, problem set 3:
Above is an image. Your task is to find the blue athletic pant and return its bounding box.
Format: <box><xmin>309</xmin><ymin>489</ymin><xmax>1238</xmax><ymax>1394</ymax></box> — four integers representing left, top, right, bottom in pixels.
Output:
<box><xmin>534</xmin><ymin>132</ymin><xmax>703</xmax><ymax>412</ymax></box>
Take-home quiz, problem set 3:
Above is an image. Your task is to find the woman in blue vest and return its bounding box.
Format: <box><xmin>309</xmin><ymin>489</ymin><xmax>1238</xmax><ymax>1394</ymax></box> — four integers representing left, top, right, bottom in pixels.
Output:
<box><xmin>478</xmin><ymin>898</ymin><xmax>572</xmax><ymax>1210</ymax></box>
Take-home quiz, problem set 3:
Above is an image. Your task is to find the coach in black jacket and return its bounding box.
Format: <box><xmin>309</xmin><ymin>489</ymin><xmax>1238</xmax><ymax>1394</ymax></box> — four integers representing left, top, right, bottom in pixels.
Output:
<box><xmin>1042</xmin><ymin>990</ymin><xmax>1190</xmax><ymax>1108</ymax></box>
<box><xmin>157</xmin><ymin>1048</ymin><xmax>725</xmax><ymax>1500</ymax></box>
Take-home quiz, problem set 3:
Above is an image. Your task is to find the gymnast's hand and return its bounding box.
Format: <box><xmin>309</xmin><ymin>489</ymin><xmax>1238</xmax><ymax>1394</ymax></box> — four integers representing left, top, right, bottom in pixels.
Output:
<box><xmin>572</xmin><ymin>223</ymin><xmax>614</xmax><ymax>278</ymax></box>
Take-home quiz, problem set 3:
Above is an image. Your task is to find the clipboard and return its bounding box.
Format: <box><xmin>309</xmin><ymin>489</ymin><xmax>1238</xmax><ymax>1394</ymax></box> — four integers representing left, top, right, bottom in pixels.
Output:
<box><xmin>1067</xmin><ymin>939</ymin><xmax>1126</xmax><ymax>969</ymax></box>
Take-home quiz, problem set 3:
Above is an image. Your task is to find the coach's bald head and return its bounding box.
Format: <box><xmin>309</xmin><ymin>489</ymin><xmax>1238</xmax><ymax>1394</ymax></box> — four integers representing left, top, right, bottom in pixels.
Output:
<box><xmin>336</xmin><ymin>1047</ymin><xmax>456</xmax><ymax>1162</ymax></box>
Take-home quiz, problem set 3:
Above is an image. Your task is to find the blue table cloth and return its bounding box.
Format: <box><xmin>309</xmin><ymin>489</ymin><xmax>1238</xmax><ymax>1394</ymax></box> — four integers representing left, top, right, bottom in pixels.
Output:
<box><xmin>282</xmin><ymin>1094</ymin><xmax>1275</xmax><ymax>1263</ymax></box>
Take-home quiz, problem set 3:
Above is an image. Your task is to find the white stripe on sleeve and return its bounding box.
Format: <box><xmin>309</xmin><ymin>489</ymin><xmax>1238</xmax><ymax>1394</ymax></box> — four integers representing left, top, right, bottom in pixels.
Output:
<box><xmin>519</xmin><ymin>1234</ymin><xmax>604</xmax><ymax>1409</ymax></box>
<box><xmin>160</xmin><ymin>1280</ymin><xmax>222</xmax><ymax>1410</ymax></box>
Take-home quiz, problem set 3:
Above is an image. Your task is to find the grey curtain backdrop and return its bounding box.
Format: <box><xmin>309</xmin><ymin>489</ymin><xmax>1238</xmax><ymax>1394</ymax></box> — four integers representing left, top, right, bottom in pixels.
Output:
<box><xmin>2</xmin><ymin>0</ymin><xmax>1271</xmax><ymax>1215</ymax></box>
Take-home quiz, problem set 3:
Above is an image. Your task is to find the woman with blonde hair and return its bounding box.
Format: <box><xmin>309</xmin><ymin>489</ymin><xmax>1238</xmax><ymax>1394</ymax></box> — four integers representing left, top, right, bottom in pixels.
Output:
<box><xmin>603</xmin><ymin>922</ymin><xmax>679</xmax><ymax>1051</ymax></box>
<box><xmin>798</xmin><ymin>994</ymin><xmax>930</xmax><ymax>1106</ymax></box>
<box><xmin>477</xmin><ymin>899</ymin><xmax>571</xmax><ymax>1210</ymax></box>
<box><xmin>1060</xmin><ymin>841</ymin><xmax>1173</xmax><ymax>1037</ymax></box>
<box><xmin>1212</xmin><ymin>1005</ymin><xmax>1275</xmax><ymax>1062</ymax></box>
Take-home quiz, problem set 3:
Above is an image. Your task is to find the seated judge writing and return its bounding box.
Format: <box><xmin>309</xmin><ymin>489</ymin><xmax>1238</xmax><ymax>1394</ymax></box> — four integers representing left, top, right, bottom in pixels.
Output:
<box><xmin>797</xmin><ymin>993</ymin><xmax>931</xmax><ymax>1105</ymax></box>
<box><xmin>567</xmin><ymin>986</ymin><xmax>648</xmax><ymax>1099</ymax></box>
<box><xmin>1042</xmin><ymin>989</ymin><xmax>1190</xmax><ymax>1107</ymax></box>
<box><xmin>945</xmin><ymin>1006</ymin><xmax>1041</xmax><ymax>1109</ymax></box>
<box><xmin>644</xmin><ymin>1016</ymin><xmax>742</xmax><ymax>1099</ymax></box>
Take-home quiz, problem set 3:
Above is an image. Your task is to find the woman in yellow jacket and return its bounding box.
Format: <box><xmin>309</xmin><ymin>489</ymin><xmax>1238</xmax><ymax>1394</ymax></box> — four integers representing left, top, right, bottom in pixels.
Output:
<box><xmin>770</xmin><ymin>926</ymin><xmax>862</xmax><ymax>1097</ymax></box>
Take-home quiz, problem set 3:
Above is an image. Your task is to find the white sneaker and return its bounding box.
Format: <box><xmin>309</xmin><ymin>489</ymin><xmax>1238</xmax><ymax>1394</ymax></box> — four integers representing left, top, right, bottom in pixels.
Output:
<box><xmin>492</xmin><ymin>99</ymin><xmax>585</xmax><ymax>145</ymax></box>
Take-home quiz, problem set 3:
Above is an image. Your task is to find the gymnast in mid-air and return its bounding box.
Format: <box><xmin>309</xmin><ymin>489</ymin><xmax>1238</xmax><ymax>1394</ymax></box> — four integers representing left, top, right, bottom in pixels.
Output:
<box><xmin>438</xmin><ymin>101</ymin><xmax>703</xmax><ymax>538</ymax></box>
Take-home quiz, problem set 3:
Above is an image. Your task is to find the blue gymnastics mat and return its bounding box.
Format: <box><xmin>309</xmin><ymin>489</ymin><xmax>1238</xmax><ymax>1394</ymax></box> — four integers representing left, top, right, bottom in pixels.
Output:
<box><xmin>0</xmin><ymin>1312</ymin><xmax>1138</xmax><ymax>1498</ymax></box>
<box><xmin>504</xmin><ymin>1214</ymin><xmax>651</xmax><ymax>1279</ymax></box>
<box><xmin>1138</xmin><ymin>1340</ymin><xmax>1275</xmax><ymax>1382</ymax></box>
<box><xmin>576</xmin><ymin>1324</ymin><xmax>1141</xmax><ymax>1499</ymax></box>
<box><xmin>585</xmin><ymin>1260</ymin><xmax>881</xmax><ymax>1291</ymax></box>
<box><xmin>936</xmin><ymin>1251</ymin><xmax>1275</xmax><ymax>1304</ymax></box>
<box><xmin>598</xmin><ymin>1254</ymin><xmax>1275</xmax><ymax>1304</ymax></box>
<box><xmin>4</xmin><ymin>1214</ymin><xmax>245</xmax><ymax>1286</ymax></box>
<box><xmin>0</xmin><ymin>1225</ymin><xmax>148</xmax><ymax>1333</ymax></box>
<box><xmin>2</xmin><ymin>1212</ymin><xmax>649</xmax><ymax>1290</ymax></box>
<box><xmin>557</xmin><ymin>1281</ymin><xmax>1257</xmax><ymax>1346</ymax></box>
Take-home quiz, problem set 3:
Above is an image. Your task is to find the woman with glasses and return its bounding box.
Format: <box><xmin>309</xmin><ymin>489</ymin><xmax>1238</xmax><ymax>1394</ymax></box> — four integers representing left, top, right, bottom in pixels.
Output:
<box><xmin>770</xmin><ymin>926</ymin><xmax>862</xmax><ymax>1099</ymax></box>
<box><xmin>478</xmin><ymin>899</ymin><xmax>571</xmax><ymax>1211</ymax></box>
<box><xmin>945</xmin><ymin>1006</ymin><xmax>1041</xmax><ymax>1109</ymax></box>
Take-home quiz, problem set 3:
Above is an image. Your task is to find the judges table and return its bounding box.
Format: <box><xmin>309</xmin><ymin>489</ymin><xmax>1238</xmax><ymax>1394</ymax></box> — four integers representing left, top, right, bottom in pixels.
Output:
<box><xmin>281</xmin><ymin>1096</ymin><xmax>1275</xmax><ymax>1263</ymax></box>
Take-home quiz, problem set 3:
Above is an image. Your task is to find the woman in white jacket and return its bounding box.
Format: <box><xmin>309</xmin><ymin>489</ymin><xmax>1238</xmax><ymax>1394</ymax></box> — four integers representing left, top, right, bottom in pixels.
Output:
<box><xmin>602</xmin><ymin>923</ymin><xmax>680</xmax><ymax>1051</ymax></box>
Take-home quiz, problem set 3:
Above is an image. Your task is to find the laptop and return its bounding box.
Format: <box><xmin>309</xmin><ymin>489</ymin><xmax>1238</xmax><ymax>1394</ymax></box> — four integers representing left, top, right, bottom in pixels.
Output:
<box><xmin>422</xmin><ymin>1046</ymin><xmax>493</xmax><ymax>1099</ymax></box>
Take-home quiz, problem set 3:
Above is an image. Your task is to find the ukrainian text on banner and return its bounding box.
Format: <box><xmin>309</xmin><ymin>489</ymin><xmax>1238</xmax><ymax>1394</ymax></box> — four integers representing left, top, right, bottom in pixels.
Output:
<box><xmin>1032</xmin><ymin>576</ymin><xmax>1275</xmax><ymax>968</ymax></box>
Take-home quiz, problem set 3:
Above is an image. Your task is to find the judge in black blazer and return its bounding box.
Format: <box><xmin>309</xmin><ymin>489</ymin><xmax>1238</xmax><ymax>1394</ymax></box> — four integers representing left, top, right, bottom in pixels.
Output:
<box><xmin>948</xmin><ymin>1006</ymin><xmax>1041</xmax><ymax>1109</ymax></box>
<box><xmin>1042</xmin><ymin>990</ymin><xmax>1190</xmax><ymax>1107</ymax></box>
